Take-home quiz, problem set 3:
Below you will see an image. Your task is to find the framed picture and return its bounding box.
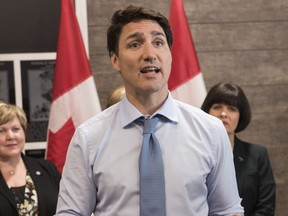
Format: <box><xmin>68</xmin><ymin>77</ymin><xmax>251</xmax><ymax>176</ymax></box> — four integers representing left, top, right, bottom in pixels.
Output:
<box><xmin>21</xmin><ymin>60</ymin><xmax>55</xmax><ymax>142</ymax></box>
<box><xmin>0</xmin><ymin>53</ymin><xmax>56</xmax><ymax>155</ymax></box>
<box><xmin>0</xmin><ymin>61</ymin><xmax>15</xmax><ymax>103</ymax></box>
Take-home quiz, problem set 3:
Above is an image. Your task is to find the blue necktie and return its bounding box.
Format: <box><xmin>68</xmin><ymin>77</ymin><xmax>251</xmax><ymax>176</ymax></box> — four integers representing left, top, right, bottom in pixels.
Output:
<box><xmin>139</xmin><ymin>116</ymin><xmax>166</xmax><ymax>216</ymax></box>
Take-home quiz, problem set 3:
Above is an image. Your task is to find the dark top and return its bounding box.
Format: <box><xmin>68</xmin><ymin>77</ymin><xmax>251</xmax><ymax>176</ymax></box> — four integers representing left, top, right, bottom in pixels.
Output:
<box><xmin>10</xmin><ymin>185</ymin><xmax>25</xmax><ymax>205</ymax></box>
<box><xmin>0</xmin><ymin>154</ymin><xmax>61</xmax><ymax>216</ymax></box>
<box><xmin>234</xmin><ymin>136</ymin><xmax>276</xmax><ymax>216</ymax></box>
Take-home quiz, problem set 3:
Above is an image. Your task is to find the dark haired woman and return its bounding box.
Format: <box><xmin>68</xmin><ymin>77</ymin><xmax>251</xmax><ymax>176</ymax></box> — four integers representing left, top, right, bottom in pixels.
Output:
<box><xmin>201</xmin><ymin>82</ymin><xmax>276</xmax><ymax>216</ymax></box>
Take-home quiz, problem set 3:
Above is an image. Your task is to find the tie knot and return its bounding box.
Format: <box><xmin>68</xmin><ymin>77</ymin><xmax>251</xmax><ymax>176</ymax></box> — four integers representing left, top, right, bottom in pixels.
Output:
<box><xmin>138</xmin><ymin>116</ymin><xmax>159</xmax><ymax>135</ymax></box>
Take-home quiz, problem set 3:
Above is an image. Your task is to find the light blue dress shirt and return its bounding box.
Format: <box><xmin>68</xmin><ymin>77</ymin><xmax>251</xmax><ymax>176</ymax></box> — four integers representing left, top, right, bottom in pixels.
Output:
<box><xmin>56</xmin><ymin>93</ymin><xmax>244</xmax><ymax>216</ymax></box>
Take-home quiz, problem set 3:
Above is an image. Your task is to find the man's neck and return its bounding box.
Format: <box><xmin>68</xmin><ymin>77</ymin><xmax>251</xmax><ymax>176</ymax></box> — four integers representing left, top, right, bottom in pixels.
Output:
<box><xmin>126</xmin><ymin>91</ymin><xmax>169</xmax><ymax>115</ymax></box>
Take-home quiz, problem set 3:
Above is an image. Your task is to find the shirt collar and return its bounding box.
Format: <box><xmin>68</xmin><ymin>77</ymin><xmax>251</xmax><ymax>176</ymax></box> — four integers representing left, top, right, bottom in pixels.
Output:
<box><xmin>119</xmin><ymin>92</ymin><xmax>178</xmax><ymax>128</ymax></box>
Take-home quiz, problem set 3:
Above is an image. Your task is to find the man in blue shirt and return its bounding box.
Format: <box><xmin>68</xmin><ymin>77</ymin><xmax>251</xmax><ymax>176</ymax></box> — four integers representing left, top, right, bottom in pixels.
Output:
<box><xmin>55</xmin><ymin>5</ymin><xmax>244</xmax><ymax>216</ymax></box>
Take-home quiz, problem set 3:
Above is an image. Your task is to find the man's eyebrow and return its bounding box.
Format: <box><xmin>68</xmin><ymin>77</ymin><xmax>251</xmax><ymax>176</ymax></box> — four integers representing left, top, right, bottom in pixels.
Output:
<box><xmin>125</xmin><ymin>30</ymin><xmax>165</xmax><ymax>41</ymax></box>
<box><xmin>126</xmin><ymin>32</ymin><xmax>143</xmax><ymax>41</ymax></box>
<box><xmin>151</xmin><ymin>30</ymin><xmax>165</xmax><ymax>37</ymax></box>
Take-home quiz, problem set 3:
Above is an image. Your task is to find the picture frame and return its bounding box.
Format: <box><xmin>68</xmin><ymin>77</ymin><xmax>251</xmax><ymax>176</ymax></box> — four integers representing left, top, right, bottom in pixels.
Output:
<box><xmin>0</xmin><ymin>61</ymin><xmax>15</xmax><ymax>104</ymax></box>
<box><xmin>0</xmin><ymin>53</ymin><xmax>56</xmax><ymax>153</ymax></box>
<box><xmin>21</xmin><ymin>59</ymin><xmax>55</xmax><ymax>142</ymax></box>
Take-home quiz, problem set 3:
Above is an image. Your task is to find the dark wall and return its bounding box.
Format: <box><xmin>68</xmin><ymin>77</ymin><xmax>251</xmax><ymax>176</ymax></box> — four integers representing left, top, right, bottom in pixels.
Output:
<box><xmin>0</xmin><ymin>0</ymin><xmax>60</xmax><ymax>53</ymax></box>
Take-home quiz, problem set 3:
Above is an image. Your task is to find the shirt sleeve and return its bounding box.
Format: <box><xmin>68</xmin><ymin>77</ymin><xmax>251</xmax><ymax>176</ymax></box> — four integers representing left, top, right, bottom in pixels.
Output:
<box><xmin>206</xmin><ymin>122</ymin><xmax>244</xmax><ymax>216</ymax></box>
<box><xmin>55</xmin><ymin>128</ymin><xmax>97</xmax><ymax>215</ymax></box>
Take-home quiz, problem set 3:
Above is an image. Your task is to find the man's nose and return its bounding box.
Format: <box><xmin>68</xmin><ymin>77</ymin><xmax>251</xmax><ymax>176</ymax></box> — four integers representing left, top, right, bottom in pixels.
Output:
<box><xmin>143</xmin><ymin>44</ymin><xmax>156</xmax><ymax>62</ymax></box>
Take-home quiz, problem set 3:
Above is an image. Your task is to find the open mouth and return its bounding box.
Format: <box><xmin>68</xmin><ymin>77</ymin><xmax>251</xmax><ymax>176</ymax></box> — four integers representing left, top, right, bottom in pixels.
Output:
<box><xmin>140</xmin><ymin>66</ymin><xmax>160</xmax><ymax>74</ymax></box>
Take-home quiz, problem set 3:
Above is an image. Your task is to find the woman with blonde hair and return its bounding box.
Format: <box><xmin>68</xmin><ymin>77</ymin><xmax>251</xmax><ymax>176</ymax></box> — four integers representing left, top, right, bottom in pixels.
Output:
<box><xmin>0</xmin><ymin>102</ymin><xmax>60</xmax><ymax>215</ymax></box>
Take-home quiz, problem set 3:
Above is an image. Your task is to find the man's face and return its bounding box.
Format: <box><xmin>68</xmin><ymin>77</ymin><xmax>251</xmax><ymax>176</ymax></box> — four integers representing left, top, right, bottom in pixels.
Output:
<box><xmin>110</xmin><ymin>20</ymin><xmax>172</xmax><ymax>97</ymax></box>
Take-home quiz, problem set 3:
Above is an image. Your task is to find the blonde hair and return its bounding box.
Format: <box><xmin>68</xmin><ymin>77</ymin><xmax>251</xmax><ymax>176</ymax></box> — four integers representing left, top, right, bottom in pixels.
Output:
<box><xmin>106</xmin><ymin>85</ymin><xmax>125</xmax><ymax>108</ymax></box>
<box><xmin>0</xmin><ymin>102</ymin><xmax>28</xmax><ymax>131</ymax></box>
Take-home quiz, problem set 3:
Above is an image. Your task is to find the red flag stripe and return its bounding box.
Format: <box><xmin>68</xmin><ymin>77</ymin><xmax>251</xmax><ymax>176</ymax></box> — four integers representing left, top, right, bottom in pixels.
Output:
<box><xmin>47</xmin><ymin>118</ymin><xmax>75</xmax><ymax>173</ymax></box>
<box><xmin>168</xmin><ymin>0</ymin><xmax>206</xmax><ymax>107</ymax></box>
<box><xmin>52</xmin><ymin>0</ymin><xmax>92</xmax><ymax>100</ymax></box>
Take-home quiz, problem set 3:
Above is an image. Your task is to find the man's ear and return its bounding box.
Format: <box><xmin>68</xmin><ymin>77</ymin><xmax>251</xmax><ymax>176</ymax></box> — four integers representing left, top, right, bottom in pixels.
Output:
<box><xmin>110</xmin><ymin>52</ymin><xmax>120</xmax><ymax>72</ymax></box>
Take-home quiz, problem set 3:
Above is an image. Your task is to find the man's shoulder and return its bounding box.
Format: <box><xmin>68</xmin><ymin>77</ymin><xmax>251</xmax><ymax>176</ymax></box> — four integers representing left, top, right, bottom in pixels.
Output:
<box><xmin>174</xmin><ymin>99</ymin><xmax>221</xmax><ymax>125</ymax></box>
<box><xmin>82</xmin><ymin>104</ymin><xmax>119</xmax><ymax>125</ymax></box>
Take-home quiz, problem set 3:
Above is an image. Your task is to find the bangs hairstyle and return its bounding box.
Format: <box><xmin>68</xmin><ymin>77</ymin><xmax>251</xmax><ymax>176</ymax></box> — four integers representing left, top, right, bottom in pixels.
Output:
<box><xmin>201</xmin><ymin>82</ymin><xmax>251</xmax><ymax>133</ymax></box>
<box><xmin>0</xmin><ymin>102</ymin><xmax>28</xmax><ymax>132</ymax></box>
<box><xmin>107</xmin><ymin>5</ymin><xmax>173</xmax><ymax>57</ymax></box>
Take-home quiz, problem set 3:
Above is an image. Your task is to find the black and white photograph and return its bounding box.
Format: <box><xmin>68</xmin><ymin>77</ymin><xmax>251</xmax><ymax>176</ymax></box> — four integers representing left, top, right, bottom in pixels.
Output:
<box><xmin>21</xmin><ymin>60</ymin><xmax>55</xmax><ymax>142</ymax></box>
<box><xmin>0</xmin><ymin>61</ymin><xmax>15</xmax><ymax>104</ymax></box>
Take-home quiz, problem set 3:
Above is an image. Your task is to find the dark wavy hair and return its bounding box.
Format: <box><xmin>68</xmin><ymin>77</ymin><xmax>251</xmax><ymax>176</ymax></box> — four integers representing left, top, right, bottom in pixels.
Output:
<box><xmin>107</xmin><ymin>5</ymin><xmax>173</xmax><ymax>57</ymax></box>
<box><xmin>201</xmin><ymin>82</ymin><xmax>251</xmax><ymax>133</ymax></box>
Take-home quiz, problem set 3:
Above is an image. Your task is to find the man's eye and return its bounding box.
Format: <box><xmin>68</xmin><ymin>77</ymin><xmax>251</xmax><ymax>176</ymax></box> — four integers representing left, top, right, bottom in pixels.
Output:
<box><xmin>154</xmin><ymin>40</ymin><xmax>164</xmax><ymax>47</ymax></box>
<box><xmin>129</xmin><ymin>42</ymin><xmax>140</xmax><ymax>49</ymax></box>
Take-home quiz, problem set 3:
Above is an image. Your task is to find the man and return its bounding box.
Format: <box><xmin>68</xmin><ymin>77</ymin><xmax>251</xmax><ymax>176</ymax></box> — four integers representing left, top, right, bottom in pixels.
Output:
<box><xmin>55</xmin><ymin>5</ymin><xmax>244</xmax><ymax>216</ymax></box>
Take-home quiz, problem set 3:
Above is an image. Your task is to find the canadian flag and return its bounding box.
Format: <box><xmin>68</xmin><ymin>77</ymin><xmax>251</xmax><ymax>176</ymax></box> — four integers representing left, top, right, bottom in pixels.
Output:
<box><xmin>46</xmin><ymin>0</ymin><xmax>101</xmax><ymax>172</ymax></box>
<box><xmin>168</xmin><ymin>0</ymin><xmax>206</xmax><ymax>108</ymax></box>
